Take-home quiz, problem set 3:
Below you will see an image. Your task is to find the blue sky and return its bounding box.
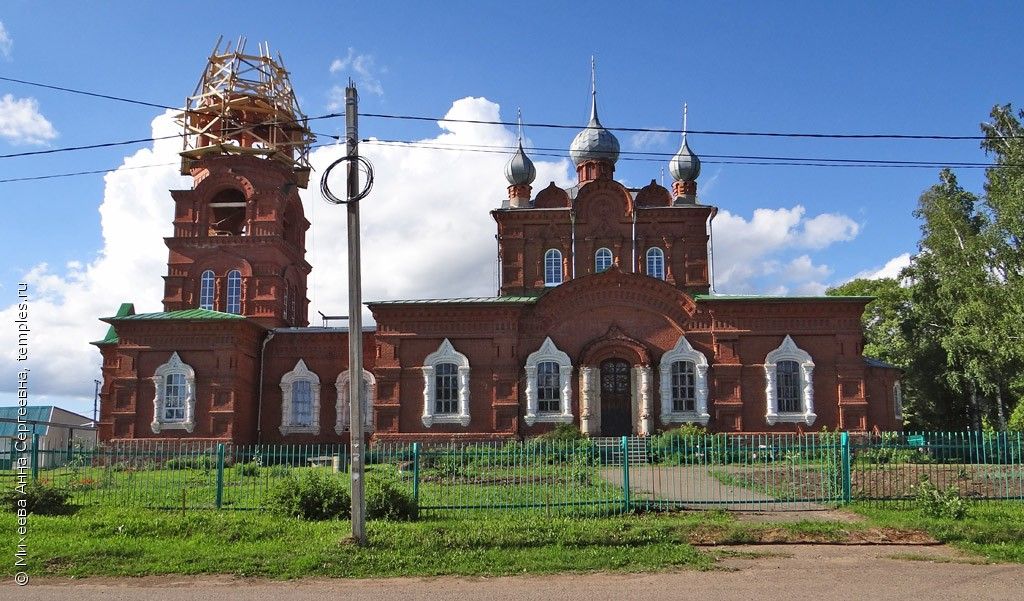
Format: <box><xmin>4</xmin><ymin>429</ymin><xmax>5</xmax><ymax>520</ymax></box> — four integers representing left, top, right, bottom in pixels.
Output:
<box><xmin>1</xmin><ymin>0</ymin><xmax>1022</xmax><ymax>414</ymax></box>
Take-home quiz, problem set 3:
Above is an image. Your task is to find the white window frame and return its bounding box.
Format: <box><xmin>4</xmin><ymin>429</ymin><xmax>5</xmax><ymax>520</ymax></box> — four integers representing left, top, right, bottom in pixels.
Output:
<box><xmin>335</xmin><ymin>369</ymin><xmax>376</xmax><ymax>434</ymax></box>
<box><xmin>646</xmin><ymin>247</ymin><xmax>665</xmax><ymax>280</ymax></box>
<box><xmin>894</xmin><ymin>381</ymin><xmax>903</xmax><ymax>421</ymax></box>
<box><xmin>199</xmin><ymin>270</ymin><xmax>215</xmax><ymax>310</ymax></box>
<box><xmin>421</xmin><ymin>339</ymin><xmax>471</xmax><ymax>427</ymax></box>
<box><xmin>659</xmin><ymin>336</ymin><xmax>710</xmax><ymax>425</ymax></box>
<box><xmin>279</xmin><ymin>359</ymin><xmax>321</xmax><ymax>435</ymax></box>
<box><xmin>226</xmin><ymin>269</ymin><xmax>242</xmax><ymax>314</ymax></box>
<box><xmin>595</xmin><ymin>247</ymin><xmax>613</xmax><ymax>273</ymax></box>
<box><xmin>544</xmin><ymin>248</ymin><xmax>563</xmax><ymax>286</ymax></box>
<box><xmin>151</xmin><ymin>352</ymin><xmax>196</xmax><ymax>433</ymax></box>
<box><xmin>524</xmin><ymin>337</ymin><xmax>573</xmax><ymax>425</ymax></box>
<box><xmin>764</xmin><ymin>335</ymin><xmax>816</xmax><ymax>425</ymax></box>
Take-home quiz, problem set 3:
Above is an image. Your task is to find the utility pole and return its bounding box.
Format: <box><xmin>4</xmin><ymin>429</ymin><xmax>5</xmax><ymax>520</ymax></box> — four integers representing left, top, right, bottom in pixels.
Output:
<box><xmin>93</xmin><ymin>379</ymin><xmax>101</xmax><ymax>425</ymax></box>
<box><xmin>345</xmin><ymin>80</ymin><xmax>367</xmax><ymax>546</ymax></box>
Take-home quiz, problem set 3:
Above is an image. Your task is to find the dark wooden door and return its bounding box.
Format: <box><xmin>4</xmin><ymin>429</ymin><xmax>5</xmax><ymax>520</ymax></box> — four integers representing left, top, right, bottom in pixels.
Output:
<box><xmin>600</xmin><ymin>358</ymin><xmax>632</xmax><ymax>436</ymax></box>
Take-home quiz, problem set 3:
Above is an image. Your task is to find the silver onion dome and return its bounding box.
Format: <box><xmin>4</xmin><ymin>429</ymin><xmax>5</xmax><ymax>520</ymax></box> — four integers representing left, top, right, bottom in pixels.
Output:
<box><xmin>569</xmin><ymin>97</ymin><xmax>620</xmax><ymax>166</ymax></box>
<box><xmin>669</xmin><ymin>104</ymin><xmax>700</xmax><ymax>181</ymax></box>
<box><xmin>569</xmin><ymin>57</ymin><xmax>619</xmax><ymax>166</ymax></box>
<box><xmin>505</xmin><ymin>141</ymin><xmax>537</xmax><ymax>186</ymax></box>
<box><xmin>669</xmin><ymin>137</ymin><xmax>701</xmax><ymax>181</ymax></box>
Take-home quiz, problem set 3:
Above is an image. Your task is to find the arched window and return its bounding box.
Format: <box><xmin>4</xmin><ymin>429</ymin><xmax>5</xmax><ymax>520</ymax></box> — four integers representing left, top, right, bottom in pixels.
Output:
<box><xmin>646</xmin><ymin>247</ymin><xmax>665</xmax><ymax>280</ymax></box>
<box><xmin>422</xmin><ymin>339</ymin><xmax>471</xmax><ymax>427</ymax></box>
<box><xmin>659</xmin><ymin>336</ymin><xmax>710</xmax><ymax>425</ymax></box>
<box><xmin>226</xmin><ymin>270</ymin><xmax>242</xmax><ymax>314</ymax></box>
<box><xmin>283</xmin><ymin>284</ymin><xmax>290</xmax><ymax>322</ymax></box>
<box><xmin>595</xmin><ymin>247</ymin><xmax>613</xmax><ymax>273</ymax></box>
<box><xmin>544</xmin><ymin>249</ymin><xmax>563</xmax><ymax>286</ymax></box>
<box><xmin>894</xmin><ymin>381</ymin><xmax>904</xmax><ymax>421</ymax></box>
<box><xmin>524</xmin><ymin>337</ymin><xmax>573</xmax><ymax>425</ymax></box>
<box><xmin>764</xmin><ymin>335</ymin><xmax>816</xmax><ymax>425</ymax></box>
<box><xmin>280</xmin><ymin>359</ymin><xmax>321</xmax><ymax>435</ymax></box>
<box><xmin>150</xmin><ymin>352</ymin><xmax>196</xmax><ymax>433</ymax></box>
<box><xmin>199</xmin><ymin>270</ymin><xmax>215</xmax><ymax>310</ymax></box>
<box><xmin>335</xmin><ymin>369</ymin><xmax>376</xmax><ymax>434</ymax></box>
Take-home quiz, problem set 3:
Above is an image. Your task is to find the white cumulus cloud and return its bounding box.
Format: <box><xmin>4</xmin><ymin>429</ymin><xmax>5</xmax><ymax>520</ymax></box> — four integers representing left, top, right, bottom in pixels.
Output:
<box><xmin>0</xmin><ymin>110</ymin><xmax>188</xmax><ymax>409</ymax></box>
<box><xmin>0</xmin><ymin>94</ymin><xmax>58</xmax><ymax>144</ymax></box>
<box><xmin>851</xmin><ymin>252</ymin><xmax>912</xmax><ymax>281</ymax></box>
<box><xmin>712</xmin><ymin>205</ymin><xmax>860</xmax><ymax>293</ymax></box>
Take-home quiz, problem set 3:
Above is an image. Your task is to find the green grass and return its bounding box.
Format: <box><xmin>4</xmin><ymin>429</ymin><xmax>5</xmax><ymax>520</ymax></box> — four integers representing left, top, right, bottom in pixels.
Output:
<box><xmin>1</xmin><ymin>507</ymin><xmax>725</xmax><ymax>579</ymax></box>
<box><xmin>849</xmin><ymin>501</ymin><xmax>1024</xmax><ymax>563</ymax></box>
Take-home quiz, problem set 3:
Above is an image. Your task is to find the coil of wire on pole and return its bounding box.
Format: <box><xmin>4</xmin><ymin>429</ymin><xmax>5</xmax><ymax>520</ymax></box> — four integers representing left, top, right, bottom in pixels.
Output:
<box><xmin>320</xmin><ymin>155</ymin><xmax>374</xmax><ymax>204</ymax></box>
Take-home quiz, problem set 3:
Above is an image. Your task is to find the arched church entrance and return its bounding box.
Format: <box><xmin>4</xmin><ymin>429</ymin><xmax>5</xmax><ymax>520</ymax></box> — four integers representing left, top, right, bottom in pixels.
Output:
<box><xmin>599</xmin><ymin>358</ymin><xmax>632</xmax><ymax>436</ymax></box>
<box><xmin>577</xmin><ymin>326</ymin><xmax>656</xmax><ymax>437</ymax></box>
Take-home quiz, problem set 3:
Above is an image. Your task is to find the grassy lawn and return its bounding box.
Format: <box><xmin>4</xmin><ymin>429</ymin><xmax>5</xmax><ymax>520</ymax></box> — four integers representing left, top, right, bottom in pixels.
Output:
<box><xmin>1</xmin><ymin>507</ymin><xmax>725</xmax><ymax>579</ymax></box>
<box><xmin>849</xmin><ymin>501</ymin><xmax>1024</xmax><ymax>563</ymax></box>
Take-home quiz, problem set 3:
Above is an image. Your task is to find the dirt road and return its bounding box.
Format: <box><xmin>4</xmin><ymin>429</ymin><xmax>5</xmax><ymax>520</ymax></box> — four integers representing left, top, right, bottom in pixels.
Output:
<box><xmin>14</xmin><ymin>544</ymin><xmax>1023</xmax><ymax>601</ymax></box>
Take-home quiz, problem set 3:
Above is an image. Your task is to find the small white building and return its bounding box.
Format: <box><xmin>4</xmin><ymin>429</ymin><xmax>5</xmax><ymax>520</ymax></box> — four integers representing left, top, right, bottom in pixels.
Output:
<box><xmin>0</xmin><ymin>406</ymin><xmax>97</xmax><ymax>469</ymax></box>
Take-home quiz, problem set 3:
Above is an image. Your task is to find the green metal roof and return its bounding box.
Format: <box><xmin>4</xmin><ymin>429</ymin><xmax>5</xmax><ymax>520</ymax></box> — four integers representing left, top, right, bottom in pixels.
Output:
<box><xmin>369</xmin><ymin>295</ymin><xmax>541</xmax><ymax>305</ymax></box>
<box><xmin>694</xmin><ymin>294</ymin><xmax>873</xmax><ymax>302</ymax></box>
<box><xmin>110</xmin><ymin>308</ymin><xmax>247</xmax><ymax>321</ymax></box>
<box><xmin>93</xmin><ymin>304</ymin><xmax>246</xmax><ymax>345</ymax></box>
<box><xmin>0</xmin><ymin>406</ymin><xmax>52</xmax><ymax>437</ymax></box>
<box><xmin>93</xmin><ymin>302</ymin><xmax>135</xmax><ymax>345</ymax></box>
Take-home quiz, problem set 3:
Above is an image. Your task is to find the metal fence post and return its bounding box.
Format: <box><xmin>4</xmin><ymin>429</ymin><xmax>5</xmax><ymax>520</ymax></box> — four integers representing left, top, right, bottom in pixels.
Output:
<box><xmin>621</xmin><ymin>436</ymin><xmax>631</xmax><ymax>512</ymax></box>
<box><xmin>215</xmin><ymin>443</ymin><xmax>225</xmax><ymax>509</ymax></box>
<box><xmin>412</xmin><ymin>442</ymin><xmax>420</xmax><ymax>507</ymax></box>
<box><xmin>31</xmin><ymin>433</ymin><xmax>40</xmax><ymax>481</ymax></box>
<box><xmin>840</xmin><ymin>432</ymin><xmax>851</xmax><ymax>504</ymax></box>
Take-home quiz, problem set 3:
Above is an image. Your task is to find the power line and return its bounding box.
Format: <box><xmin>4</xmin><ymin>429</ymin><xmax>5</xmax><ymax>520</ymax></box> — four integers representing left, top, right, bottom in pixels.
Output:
<box><xmin>365</xmin><ymin>138</ymin><xmax>1014</xmax><ymax>168</ymax></box>
<box><xmin>360</xmin><ymin>112</ymin><xmax>1021</xmax><ymax>141</ymax></box>
<box><xmin>361</xmin><ymin>140</ymin><xmax>1011</xmax><ymax>169</ymax></box>
<box><xmin>3</xmin><ymin>75</ymin><xmax>1018</xmax><ymax>141</ymax></box>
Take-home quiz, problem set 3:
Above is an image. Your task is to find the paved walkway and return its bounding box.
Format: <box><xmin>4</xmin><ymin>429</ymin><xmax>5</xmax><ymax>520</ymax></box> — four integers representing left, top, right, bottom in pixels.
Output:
<box><xmin>16</xmin><ymin>545</ymin><xmax>1023</xmax><ymax>601</ymax></box>
<box><xmin>602</xmin><ymin>465</ymin><xmax>825</xmax><ymax>511</ymax></box>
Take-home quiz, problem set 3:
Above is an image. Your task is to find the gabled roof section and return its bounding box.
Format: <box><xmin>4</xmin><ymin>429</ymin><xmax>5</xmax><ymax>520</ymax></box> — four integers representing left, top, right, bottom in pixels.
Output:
<box><xmin>94</xmin><ymin>304</ymin><xmax>248</xmax><ymax>346</ymax></box>
<box><xmin>92</xmin><ymin>302</ymin><xmax>135</xmax><ymax>345</ymax></box>
<box><xmin>107</xmin><ymin>308</ymin><xmax>247</xmax><ymax>321</ymax></box>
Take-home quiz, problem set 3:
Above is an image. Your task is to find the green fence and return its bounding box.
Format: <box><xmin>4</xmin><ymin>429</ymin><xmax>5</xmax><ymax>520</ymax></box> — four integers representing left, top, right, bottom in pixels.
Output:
<box><xmin>2</xmin><ymin>431</ymin><xmax>1021</xmax><ymax>515</ymax></box>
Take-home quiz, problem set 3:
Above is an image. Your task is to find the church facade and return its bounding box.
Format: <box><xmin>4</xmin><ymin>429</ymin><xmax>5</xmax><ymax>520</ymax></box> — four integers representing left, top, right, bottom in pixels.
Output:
<box><xmin>94</xmin><ymin>46</ymin><xmax>902</xmax><ymax>444</ymax></box>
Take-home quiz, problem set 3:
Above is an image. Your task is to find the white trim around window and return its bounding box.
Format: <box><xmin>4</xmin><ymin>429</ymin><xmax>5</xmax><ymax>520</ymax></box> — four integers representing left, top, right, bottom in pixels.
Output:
<box><xmin>421</xmin><ymin>339</ymin><xmax>471</xmax><ymax>427</ymax></box>
<box><xmin>335</xmin><ymin>369</ymin><xmax>376</xmax><ymax>434</ymax></box>
<box><xmin>524</xmin><ymin>337</ymin><xmax>574</xmax><ymax>425</ymax></box>
<box><xmin>279</xmin><ymin>359</ymin><xmax>321</xmax><ymax>435</ymax></box>
<box><xmin>659</xmin><ymin>336</ymin><xmax>710</xmax><ymax>425</ymax></box>
<box><xmin>151</xmin><ymin>352</ymin><xmax>196</xmax><ymax>433</ymax></box>
<box><xmin>764</xmin><ymin>335</ymin><xmax>816</xmax><ymax>426</ymax></box>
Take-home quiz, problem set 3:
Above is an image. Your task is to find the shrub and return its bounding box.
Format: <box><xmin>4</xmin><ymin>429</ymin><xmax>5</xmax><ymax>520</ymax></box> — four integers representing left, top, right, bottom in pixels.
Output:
<box><xmin>915</xmin><ymin>474</ymin><xmax>969</xmax><ymax>520</ymax></box>
<box><xmin>268</xmin><ymin>471</ymin><xmax>350</xmax><ymax>521</ymax></box>
<box><xmin>234</xmin><ymin>461</ymin><xmax>261</xmax><ymax>477</ymax></box>
<box><xmin>1</xmin><ymin>482</ymin><xmax>73</xmax><ymax>515</ymax></box>
<box><xmin>268</xmin><ymin>464</ymin><xmax>291</xmax><ymax>478</ymax></box>
<box><xmin>538</xmin><ymin>423</ymin><xmax>584</xmax><ymax>441</ymax></box>
<box><xmin>365</xmin><ymin>470</ymin><xmax>417</xmax><ymax>520</ymax></box>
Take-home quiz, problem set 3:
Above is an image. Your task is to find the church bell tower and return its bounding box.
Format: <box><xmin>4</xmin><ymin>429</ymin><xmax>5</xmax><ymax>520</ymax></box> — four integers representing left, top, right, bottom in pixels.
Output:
<box><xmin>161</xmin><ymin>38</ymin><xmax>316</xmax><ymax>328</ymax></box>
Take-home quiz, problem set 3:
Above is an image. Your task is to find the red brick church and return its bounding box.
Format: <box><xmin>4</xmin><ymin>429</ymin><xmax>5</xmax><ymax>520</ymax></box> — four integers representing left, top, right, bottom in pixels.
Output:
<box><xmin>94</xmin><ymin>44</ymin><xmax>902</xmax><ymax>444</ymax></box>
